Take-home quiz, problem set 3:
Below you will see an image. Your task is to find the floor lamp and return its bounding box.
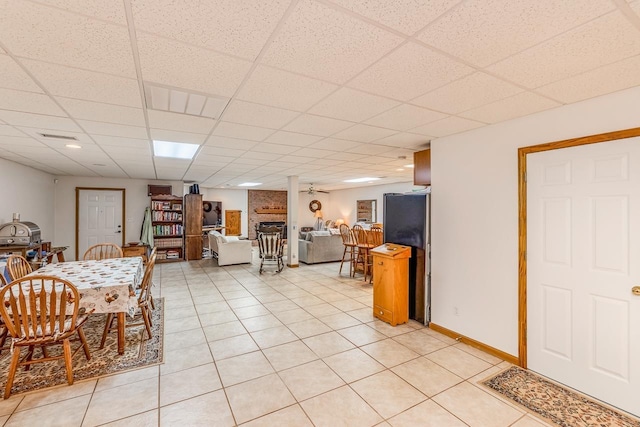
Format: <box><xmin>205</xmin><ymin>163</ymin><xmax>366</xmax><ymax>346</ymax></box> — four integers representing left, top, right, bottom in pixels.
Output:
<box><xmin>314</xmin><ymin>210</ymin><xmax>323</xmax><ymax>230</ymax></box>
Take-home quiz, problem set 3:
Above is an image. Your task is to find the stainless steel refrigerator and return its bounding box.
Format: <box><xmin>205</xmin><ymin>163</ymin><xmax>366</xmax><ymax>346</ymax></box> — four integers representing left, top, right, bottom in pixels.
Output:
<box><xmin>382</xmin><ymin>189</ymin><xmax>431</xmax><ymax>325</ymax></box>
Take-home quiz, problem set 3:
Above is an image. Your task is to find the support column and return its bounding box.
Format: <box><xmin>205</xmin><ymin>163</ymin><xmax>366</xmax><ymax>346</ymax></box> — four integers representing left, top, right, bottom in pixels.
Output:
<box><xmin>287</xmin><ymin>176</ymin><xmax>299</xmax><ymax>268</ymax></box>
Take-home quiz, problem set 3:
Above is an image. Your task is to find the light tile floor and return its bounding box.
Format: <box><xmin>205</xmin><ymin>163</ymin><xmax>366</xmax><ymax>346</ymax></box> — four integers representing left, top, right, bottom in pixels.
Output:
<box><xmin>0</xmin><ymin>254</ymin><xmax>555</xmax><ymax>427</ymax></box>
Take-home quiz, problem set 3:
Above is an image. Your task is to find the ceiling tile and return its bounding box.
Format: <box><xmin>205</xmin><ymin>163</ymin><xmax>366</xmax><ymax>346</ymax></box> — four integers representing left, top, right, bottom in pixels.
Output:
<box><xmin>22</xmin><ymin>60</ymin><xmax>142</xmax><ymax>107</ymax></box>
<box><xmin>32</xmin><ymin>0</ymin><xmax>127</xmax><ymax>24</ymax></box>
<box><xmin>131</xmin><ymin>0</ymin><xmax>290</xmax><ymax>60</ymax></box>
<box><xmin>213</xmin><ymin>122</ymin><xmax>275</xmax><ymax>142</ymax></box>
<box><xmin>309</xmin><ymin>138</ymin><xmax>362</xmax><ymax>151</ymax></box>
<box><xmin>92</xmin><ymin>136</ymin><xmax>150</xmax><ymax>149</ymax></box>
<box><xmin>0</xmin><ymin>136</ymin><xmax>43</xmax><ymax>147</ymax></box>
<box><xmin>0</xmin><ymin>88</ymin><xmax>66</xmax><ymax>117</ymax></box>
<box><xmin>417</xmin><ymin>0</ymin><xmax>615</xmax><ymax>67</ymax></box>
<box><xmin>487</xmin><ymin>12</ymin><xmax>640</xmax><ymax>89</ymax></box>
<box><xmin>101</xmin><ymin>145</ymin><xmax>151</xmax><ymax>160</ymax></box>
<box><xmin>265</xmin><ymin>131</ymin><xmax>324</xmax><ymax>147</ymax></box>
<box><xmin>410</xmin><ymin>116</ymin><xmax>484</xmax><ymax>137</ymax></box>
<box><xmin>412</xmin><ymin>72</ymin><xmax>523</xmax><ymax>114</ymax></box>
<box><xmin>536</xmin><ymin>55</ymin><xmax>640</xmax><ymax>104</ymax></box>
<box><xmin>56</xmin><ymin>98</ymin><xmax>146</xmax><ymax>127</ymax></box>
<box><xmin>137</xmin><ymin>33</ymin><xmax>252</xmax><ymax>98</ymax></box>
<box><xmin>329</xmin><ymin>0</ymin><xmax>460</xmax><ymax>35</ymax></box>
<box><xmin>0</xmin><ymin>111</ymin><xmax>80</xmax><ymax>132</ymax></box>
<box><xmin>349</xmin><ymin>42</ymin><xmax>474</xmax><ymax>101</ymax></box>
<box><xmin>374</xmin><ymin>132</ymin><xmax>430</xmax><ymax>148</ymax></box>
<box><xmin>0</xmin><ymin>124</ymin><xmax>24</xmax><ymax>137</ymax></box>
<box><xmin>460</xmin><ymin>92</ymin><xmax>560</xmax><ymax>124</ymax></box>
<box><xmin>199</xmin><ymin>147</ymin><xmax>246</xmax><ymax>158</ymax></box>
<box><xmin>283</xmin><ymin>114</ymin><xmax>354</xmax><ymax>137</ymax></box>
<box><xmin>308</xmin><ymin>88</ymin><xmax>400</xmax><ymax>122</ymax></box>
<box><xmin>205</xmin><ymin>136</ymin><xmax>258</xmax><ymax>151</ymax></box>
<box><xmin>262</xmin><ymin>0</ymin><xmax>402</xmax><ymax>84</ymax></box>
<box><xmin>346</xmin><ymin>143</ymin><xmax>398</xmax><ymax>155</ymax></box>
<box><xmin>0</xmin><ymin>1</ymin><xmax>135</xmax><ymax>77</ymax></box>
<box><xmin>291</xmin><ymin>147</ymin><xmax>336</xmax><ymax>158</ymax></box>
<box><xmin>78</xmin><ymin>120</ymin><xmax>148</xmax><ymax>139</ymax></box>
<box><xmin>221</xmin><ymin>100</ymin><xmax>299</xmax><ymax>129</ymax></box>
<box><xmin>250</xmin><ymin>142</ymin><xmax>299</xmax><ymax>158</ymax></box>
<box><xmin>0</xmin><ymin>55</ymin><xmax>43</xmax><ymax>93</ymax></box>
<box><xmin>331</xmin><ymin>124</ymin><xmax>397</xmax><ymax>143</ymax></box>
<box><xmin>237</xmin><ymin>66</ymin><xmax>338</xmax><ymax>111</ymax></box>
<box><xmin>149</xmin><ymin>129</ymin><xmax>206</xmax><ymax>145</ymax></box>
<box><xmin>147</xmin><ymin>110</ymin><xmax>215</xmax><ymax>134</ymax></box>
<box><xmin>365</xmin><ymin>104</ymin><xmax>447</xmax><ymax>131</ymax></box>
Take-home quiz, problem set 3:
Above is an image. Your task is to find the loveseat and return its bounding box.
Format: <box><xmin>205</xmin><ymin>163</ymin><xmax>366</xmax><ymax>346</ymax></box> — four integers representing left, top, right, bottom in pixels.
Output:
<box><xmin>298</xmin><ymin>230</ymin><xmax>344</xmax><ymax>264</ymax></box>
<box><xmin>208</xmin><ymin>231</ymin><xmax>252</xmax><ymax>266</ymax></box>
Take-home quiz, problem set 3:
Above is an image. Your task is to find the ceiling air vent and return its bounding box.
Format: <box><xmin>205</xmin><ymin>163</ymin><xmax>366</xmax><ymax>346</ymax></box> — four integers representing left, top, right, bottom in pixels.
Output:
<box><xmin>38</xmin><ymin>133</ymin><xmax>78</xmax><ymax>141</ymax></box>
<box><xmin>143</xmin><ymin>83</ymin><xmax>230</xmax><ymax>120</ymax></box>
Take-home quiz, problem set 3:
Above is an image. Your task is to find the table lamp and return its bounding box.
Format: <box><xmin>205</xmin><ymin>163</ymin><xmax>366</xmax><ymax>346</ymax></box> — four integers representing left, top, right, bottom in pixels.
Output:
<box><xmin>314</xmin><ymin>210</ymin><xmax>323</xmax><ymax>230</ymax></box>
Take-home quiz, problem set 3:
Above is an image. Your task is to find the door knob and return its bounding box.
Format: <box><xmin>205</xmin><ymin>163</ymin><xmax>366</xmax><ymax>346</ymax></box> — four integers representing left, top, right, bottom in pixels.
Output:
<box><xmin>632</xmin><ymin>286</ymin><xmax>640</xmax><ymax>296</ymax></box>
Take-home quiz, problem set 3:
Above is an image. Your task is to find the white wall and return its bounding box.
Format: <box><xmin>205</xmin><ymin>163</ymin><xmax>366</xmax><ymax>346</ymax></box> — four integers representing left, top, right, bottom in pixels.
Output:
<box><xmin>201</xmin><ymin>188</ymin><xmax>249</xmax><ymax>237</ymax></box>
<box><xmin>298</xmin><ymin>192</ymin><xmax>331</xmax><ymax>228</ymax></box>
<box><xmin>431</xmin><ymin>86</ymin><xmax>640</xmax><ymax>356</ymax></box>
<box><xmin>327</xmin><ymin>182</ymin><xmax>424</xmax><ymax>226</ymax></box>
<box><xmin>54</xmin><ymin>176</ymin><xmax>183</xmax><ymax>260</ymax></box>
<box><xmin>0</xmin><ymin>158</ymin><xmax>55</xmax><ymax>241</ymax></box>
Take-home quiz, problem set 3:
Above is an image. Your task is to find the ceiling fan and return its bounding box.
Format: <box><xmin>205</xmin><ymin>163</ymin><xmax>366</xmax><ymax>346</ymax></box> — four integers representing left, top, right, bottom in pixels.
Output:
<box><xmin>300</xmin><ymin>183</ymin><xmax>329</xmax><ymax>195</ymax></box>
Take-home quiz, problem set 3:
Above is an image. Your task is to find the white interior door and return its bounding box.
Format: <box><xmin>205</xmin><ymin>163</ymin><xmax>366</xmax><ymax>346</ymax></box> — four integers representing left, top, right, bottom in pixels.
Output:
<box><xmin>527</xmin><ymin>137</ymin><xmax>639</xmax><ymax>416</ymax></box>
<box><xmin>78</xmin><ymin>189</ymin><xmax>124</xmax><ymax>258</ymax></box>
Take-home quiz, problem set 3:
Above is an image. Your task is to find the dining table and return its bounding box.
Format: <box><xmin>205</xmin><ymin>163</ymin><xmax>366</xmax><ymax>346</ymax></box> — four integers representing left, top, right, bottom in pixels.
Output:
<box><xmin>25</xmin><ymin>256</ymin><xmax>144</xmax><ymax>354</ymax></box>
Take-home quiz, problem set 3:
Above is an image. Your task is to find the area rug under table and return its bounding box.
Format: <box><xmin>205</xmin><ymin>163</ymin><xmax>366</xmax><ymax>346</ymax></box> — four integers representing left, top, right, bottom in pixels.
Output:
<box><xmin>482</xmin><ymin>366</ymin><xmax>640</xmax><ymax>427</ymax></box>
<box><xmin>0</xmin><ymin>298</ymin><xmax>164</xmax><ymax>396</ymax></box>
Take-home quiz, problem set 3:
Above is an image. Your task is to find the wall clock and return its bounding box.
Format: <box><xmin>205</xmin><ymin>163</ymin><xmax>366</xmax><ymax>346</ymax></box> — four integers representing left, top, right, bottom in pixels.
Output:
<box><xmin>309</xmin><ymin>200</ymin><xmax>322</xmax><ymax>212</ymax></box>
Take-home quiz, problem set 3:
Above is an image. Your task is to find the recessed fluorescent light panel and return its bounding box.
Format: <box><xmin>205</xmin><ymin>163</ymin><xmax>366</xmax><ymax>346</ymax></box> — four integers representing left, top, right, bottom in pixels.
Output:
<box><xmin>153</xmin><ymin>140</ymin><xmax>199</xmax><ymax>159</ymax></box>
<box><xmin>238</xmin><ymin>182</ymin><xmax>262</xmax><ymax>187</ymax></box>
<box><xmin>344</xmin><ymin>177</ymin><xmax>381</xmax><ymax>183</ymax></box>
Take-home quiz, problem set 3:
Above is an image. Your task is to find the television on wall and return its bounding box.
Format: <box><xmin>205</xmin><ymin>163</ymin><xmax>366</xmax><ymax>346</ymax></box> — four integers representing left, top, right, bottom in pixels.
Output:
<box><xmin>202</xmin><ymin>201</ymin><xmax>222</xmax><ymax>226</ymax></box>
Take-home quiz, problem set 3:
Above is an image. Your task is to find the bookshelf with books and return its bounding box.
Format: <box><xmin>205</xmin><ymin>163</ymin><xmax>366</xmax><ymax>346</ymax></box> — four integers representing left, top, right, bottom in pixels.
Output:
<box><xmin>151</xmin><ymin>194</ymin><xmax>184</xmax><ymax>262</ymax></box>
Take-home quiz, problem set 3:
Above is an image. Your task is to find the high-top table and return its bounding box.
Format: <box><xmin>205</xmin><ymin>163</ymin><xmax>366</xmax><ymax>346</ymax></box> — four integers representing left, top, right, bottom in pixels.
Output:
<box><xmin>25</xmin><ymin>257</ymin><xmax>144</xmax><ymax>354</ymax></box>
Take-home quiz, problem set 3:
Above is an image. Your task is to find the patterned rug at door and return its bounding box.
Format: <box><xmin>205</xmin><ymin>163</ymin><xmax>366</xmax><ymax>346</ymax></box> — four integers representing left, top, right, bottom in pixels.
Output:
<box><xmin>482</xmin><ymin>366</ymin><xmax>640</xmax><ymax>427</ymax></box>
<box><xmin>0</xmin><ymin>298</ymin><xmax>164</xmax><ymax>397</ymax></box>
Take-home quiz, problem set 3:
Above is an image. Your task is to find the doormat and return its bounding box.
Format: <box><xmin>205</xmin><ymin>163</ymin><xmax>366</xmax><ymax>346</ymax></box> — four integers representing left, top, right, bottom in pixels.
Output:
<box><xmin>0</xmin><ymin>298</ymin><xmax>164</xmax><ymax>397</ymax></box>
<box><xmin>482</xmin><ymin>366</ymin><xmax>640</xmax><ymax>427</ymax></box>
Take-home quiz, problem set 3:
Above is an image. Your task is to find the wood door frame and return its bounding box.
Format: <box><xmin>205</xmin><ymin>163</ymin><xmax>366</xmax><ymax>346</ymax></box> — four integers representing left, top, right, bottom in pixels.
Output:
<box><xmin>75</xmin><ymin>187</ymin><xmax>126</xmax><ymax>260</ymax></box>
<box><xmin>517</xmin><ymin>127</ymin><xmax>640</xmax><ymax>367</ymax></box>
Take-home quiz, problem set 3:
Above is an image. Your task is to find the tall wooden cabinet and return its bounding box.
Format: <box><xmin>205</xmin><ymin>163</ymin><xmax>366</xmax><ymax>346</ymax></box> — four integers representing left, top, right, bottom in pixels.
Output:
<box><xmin>225</xmin><ymin>210</ymin><xmax>241</xmax><ymax>236</ymax></box>
<box><xmin>371</xmin><ymin>244</ymin><xmax>411</xmax><ymax>326</ymax></box>
<box><xmin>151</xmin><ymin>195</ymin><xmax>184</xmax><ymax>263</ymax></box>
<box><xmin>184</xmin><ymin>194</ymin><xmax>203</xmax><ymax>261</ymax></box>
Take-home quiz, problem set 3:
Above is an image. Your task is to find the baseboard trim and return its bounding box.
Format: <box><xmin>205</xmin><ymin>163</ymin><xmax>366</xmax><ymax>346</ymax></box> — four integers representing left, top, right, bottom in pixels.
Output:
<box><xmin>429</xmin><ymin>323</ymin><xmax>520</xmax><ymax>366</ymax></box>
<box><xmin>287</xmin><ymin>263</ymin><xmax>299</xmax><ymax>268</ymax></box>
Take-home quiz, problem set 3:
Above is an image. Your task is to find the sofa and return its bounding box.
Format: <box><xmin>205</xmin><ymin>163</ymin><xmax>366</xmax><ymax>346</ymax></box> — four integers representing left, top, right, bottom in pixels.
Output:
<box><xmin>298</xmin><ymin>230</ymin><xmax>344</xmax><ymax>264</ymax></box>
<box><xmin>208</xmin><ymin>231</ymin><xmax>252</xmax><ymax>266</ymax></box>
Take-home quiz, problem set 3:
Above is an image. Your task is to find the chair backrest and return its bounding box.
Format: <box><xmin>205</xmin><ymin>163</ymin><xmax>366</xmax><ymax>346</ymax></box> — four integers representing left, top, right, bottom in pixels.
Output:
<box><xmin>339</xmin><ymin>224</ymin><xmax>355</xmax><ymax>245</ymax></box>
<box><xmin>368</xmin><ymin>228</ymin><xmax>383</xmax><ymax>247</ymax></box>
<box><xmin>6</xmin><ymin>255</ymin><xmax>33</xmax><ymax>281</ymax></box>
<box><xmin>137</xmin><ymin>248</ymin><xmax>157</xmax><ymax>305</ymax></box>
<box><xmin>0</xmin><ymin>276</ymin><xmax>81</xmax><ymax>341</ymax></box>
<box><xmin>83</xmin><ymin>243</ymin><xmax>123</xmax><ymax>260</ymax></box>
<box><xmin>258</xmin><ymin>232</ymin><xmax>282</xmax><ymax>260</ymax></box>
<box><xmin>351</xmin><ymin>225</ymin><xmax>367</xmax><ymax>245</ymax></box>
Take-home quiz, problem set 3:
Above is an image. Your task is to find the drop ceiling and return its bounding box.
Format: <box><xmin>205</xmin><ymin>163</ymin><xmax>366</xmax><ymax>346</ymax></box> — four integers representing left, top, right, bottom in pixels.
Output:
<box><xmin>0</xmin><ymin>0</ymin><xmax>639</xmax><ymax>190</ymax></box>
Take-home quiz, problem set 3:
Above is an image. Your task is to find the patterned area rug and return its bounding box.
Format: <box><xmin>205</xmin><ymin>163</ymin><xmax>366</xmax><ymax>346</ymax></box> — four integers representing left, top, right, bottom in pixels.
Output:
<box><xmin>483</xmin><ymin>366</ymin><xmax>640</xmax><ymax>427</ymax></box>
<box><xmin>0</xmin><ymin>298</ymin><xmax>164</xmax><ymax>396</ymax></box>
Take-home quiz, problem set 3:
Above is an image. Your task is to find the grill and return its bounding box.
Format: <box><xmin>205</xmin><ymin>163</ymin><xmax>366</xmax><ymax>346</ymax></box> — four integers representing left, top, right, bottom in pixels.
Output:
<box><xmin>0</xmin><ymin>218</ymin><xmax>42</xmax><ymax>246</ymax></box>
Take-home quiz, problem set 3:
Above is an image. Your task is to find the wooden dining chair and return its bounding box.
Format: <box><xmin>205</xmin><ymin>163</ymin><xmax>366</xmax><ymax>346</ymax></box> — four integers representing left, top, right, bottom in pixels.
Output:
<box><xmin>0</xmin><ymin>276</ymin><xmax>91</xmax><ymax>399</ymax></box>
<box><xmin>338</xmin><ymin>224</ymin><xmax>357</xmax><ymax>277</ymax></box>
<box><xmin>0</xmin><ymin>274</ymin><xmax>8</xmax><ymax>355</ymax></box>
<box><xmin>257</xmin><ymin>232</ymin><xmax>284</xmax><ymax>274</ymax></box>
<box><xmin>83</xmin><ymin>243</ymin><xmax>123</xmax><ymax>261</ymax></box>
<box><xmin>352</xmin><ymin>225</ymin><xmax>370</xmax><ymax>278</ymax></box>
<box><xmin>366</xmin><ymin>228</ymin><xmax>384</xmax><ymax>283</ymax></box>
<box><xmin>6</xmin><ymin>254</ymin><xmax>33</xmax><ymax>281</ymax></box>
<box><xmin>99</xmin><ymin>248</ymin><xmax>156</xmax><ymax>348</ymax></box>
